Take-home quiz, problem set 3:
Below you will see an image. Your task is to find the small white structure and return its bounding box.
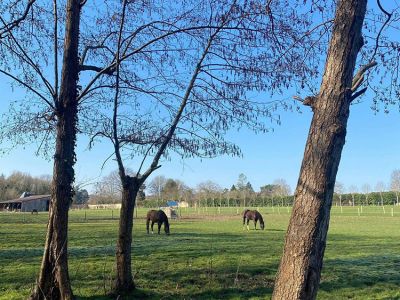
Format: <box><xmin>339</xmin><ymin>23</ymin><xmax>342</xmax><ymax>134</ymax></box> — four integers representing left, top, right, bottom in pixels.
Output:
<box><xmin>178</xmin><ymin>201</ymin><xmax>189</xmax><ymax>208</ymax></box>
<box><xmin>88</xmin><ymin>203</ymin><xmax>122</xmax><ymax>209</ymax></box>
<box><xmin>161</xmin><ymin>206</ymin><xmax>178</xmax><ymax>219</ymax></box>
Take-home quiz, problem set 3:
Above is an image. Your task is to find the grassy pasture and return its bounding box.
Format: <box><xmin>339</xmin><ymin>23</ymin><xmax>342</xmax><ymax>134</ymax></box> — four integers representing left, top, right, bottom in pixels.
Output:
<box><xmin>0</xmin><ymin>206</ymin><xmax>399</xmax><ymax>299</ymax></box>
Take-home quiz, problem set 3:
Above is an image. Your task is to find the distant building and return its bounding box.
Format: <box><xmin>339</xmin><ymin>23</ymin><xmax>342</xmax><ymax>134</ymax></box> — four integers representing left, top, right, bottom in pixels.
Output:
<box><xmin>166</xmin><ymin>200</ymin><xmax>179</xmax><ymax>208</ymax></box>
<box><xmin>178</xmin><ymin>201</ymin><xmax>189</xmax><ymax>208</ymax></box>
<box><xmin>87</xmin><ymin>203</ymin><xmax>122</xmax><ymax>209</ymax></box>
<box><xmin>0</xmin><ymin>193</ymin><xmax>51</xmax><ymax>212</ymax></box>
<box><xmin>161</xmin><ymin>206</ymin><xmax>178</xmax><ymax>219</ymax></box>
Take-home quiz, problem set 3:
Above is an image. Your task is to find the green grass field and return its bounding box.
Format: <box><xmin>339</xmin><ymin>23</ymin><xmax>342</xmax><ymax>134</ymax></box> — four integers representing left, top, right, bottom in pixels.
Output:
<box><xmin>1</xmin><ymin>206</ymin><xmax>399</xmax><ymax>299</ymax></box>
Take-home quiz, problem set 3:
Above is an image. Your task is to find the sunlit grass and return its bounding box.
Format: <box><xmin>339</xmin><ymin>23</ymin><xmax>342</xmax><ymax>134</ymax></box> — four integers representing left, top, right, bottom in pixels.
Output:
<box><xmin>0</xmin><ymin>206</ymin><xmax>399</xmax><ymax>299</ymax></box>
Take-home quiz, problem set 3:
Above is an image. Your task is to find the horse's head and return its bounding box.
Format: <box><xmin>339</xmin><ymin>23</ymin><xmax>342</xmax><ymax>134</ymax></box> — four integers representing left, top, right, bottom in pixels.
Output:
<box><xmin>260</xmin><ymin>221</ymin><xmax>265</xmax><ymax>230</ymax></box>
<box><xmin>165</xmin><ymin>221</ymin><xmax>170</xmax><ymax>235</ymax></box>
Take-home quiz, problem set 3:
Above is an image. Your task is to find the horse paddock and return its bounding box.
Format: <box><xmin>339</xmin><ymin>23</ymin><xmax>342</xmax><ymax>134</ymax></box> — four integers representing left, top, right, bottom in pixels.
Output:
<box><xmin>0</xmin><ymin>207</ymin><xmax>399</xmax><ymax>299</ymax></box>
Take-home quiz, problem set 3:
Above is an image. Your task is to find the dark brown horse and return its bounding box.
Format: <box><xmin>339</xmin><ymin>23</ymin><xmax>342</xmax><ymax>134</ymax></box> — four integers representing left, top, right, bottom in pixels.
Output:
<box><xmin>146</xmin><ymin>210</ymin><xmax>170</xmax><ymax>235</ymax></box>
<box><xmin>243</xmin><ymin>209</ymin><xmax>265</xmax><ymax>230</ymax></box>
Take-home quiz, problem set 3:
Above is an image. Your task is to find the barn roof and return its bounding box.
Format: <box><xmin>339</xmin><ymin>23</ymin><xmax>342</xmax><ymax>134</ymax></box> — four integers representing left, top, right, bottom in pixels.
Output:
<box><xmin>0</xmin><ymin>195</ymin><xmax>51</xmax><ymax>204</ymax></box>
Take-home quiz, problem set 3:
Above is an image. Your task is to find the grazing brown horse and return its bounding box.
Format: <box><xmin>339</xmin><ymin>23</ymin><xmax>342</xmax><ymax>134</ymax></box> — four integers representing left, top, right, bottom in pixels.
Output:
<box><xmin>146</xmin><ymin>210</ymin><xmax>170</xmax><ymax>235</ymax></box>
<box><xmin>243</xmin><ymin>209</ymin><xmax>265</xmax><ymax>230</ymax></box>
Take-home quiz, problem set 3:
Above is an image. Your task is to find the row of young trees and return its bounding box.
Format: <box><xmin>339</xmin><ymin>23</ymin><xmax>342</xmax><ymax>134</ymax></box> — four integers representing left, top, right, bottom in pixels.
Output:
<box><xmin>0</xmin><ymin>0</ymin><xmax>399</xmax><ymax>299</ymax></box>
<box><xmin>91</xmin><ymin>169</ymin><xmax>400</xmax><ymax>207</ymax></box>
<box><xmin>92</xmin><ymin>171</ymin><xmax>292</xmax><ymax>205</ymax></box>
<box><xmin>335</xmin><ymin>169</ymin><xmax>400</xmax><ymax>206</ymax></box>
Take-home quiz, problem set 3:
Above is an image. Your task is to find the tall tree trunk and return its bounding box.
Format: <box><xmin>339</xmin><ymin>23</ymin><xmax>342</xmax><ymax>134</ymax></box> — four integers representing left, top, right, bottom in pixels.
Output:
<box><xmin>30</xmin><ymin>1</ymin><xmax>81</xmax><ymax>299</ymax></box>
<box><xmin>272</xmin><ymin>1</ymin><xmax>367</xmax><ymax>299</ymax></box>
<box><xmin>113</xmin><ymin>176</ymin><xmax>140</xmax><ymax>295</ymax></box>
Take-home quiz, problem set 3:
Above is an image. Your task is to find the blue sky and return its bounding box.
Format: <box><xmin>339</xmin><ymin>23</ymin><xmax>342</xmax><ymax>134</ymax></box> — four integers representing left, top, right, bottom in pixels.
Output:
<box><xmin>1</xmin><ymin>1</ymin><xmax>399</xmax><ymax>194</ymax></box>
<box><xmin>1</xmin><ymin>82</ymin><xmax>399</xmax><ymax>193</ymax></box>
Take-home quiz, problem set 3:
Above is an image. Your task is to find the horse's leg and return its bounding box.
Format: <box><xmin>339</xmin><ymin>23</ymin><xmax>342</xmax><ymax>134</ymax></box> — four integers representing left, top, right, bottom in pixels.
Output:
<box><xmin>254</xmin><ymin>219</ymin><xmax>257</xmax><ymax>230</ymax></box>
<box><xmin>146</xmin><ymin>218</ymin><xmax>150</xmax><ymax>234</ymax></box>
<box><xmin>243</xmin><ymin>216</ymin><xmax>246</xmax><ymax>230</ymax></box>
<box><xmin>151</xmin><ymin>221</ymin><xmax>155</xmax><ymax>234</ymax></box>
<box><xmin>157</xmin><ymin>222</ymin><xmax>162</xmax><ymax>234</ymax></box>
<box><xmin>246</xmin><ymin>218</ymin><xmax>250</xmax><ymax>231</ymax></box>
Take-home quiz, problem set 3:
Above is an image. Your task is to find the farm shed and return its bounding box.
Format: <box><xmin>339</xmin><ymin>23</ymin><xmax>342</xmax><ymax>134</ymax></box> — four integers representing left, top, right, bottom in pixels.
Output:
<box><xmin>0</xmin><ymin>194</ymin><xmax>51</xmax><ymax>212</ymax></box>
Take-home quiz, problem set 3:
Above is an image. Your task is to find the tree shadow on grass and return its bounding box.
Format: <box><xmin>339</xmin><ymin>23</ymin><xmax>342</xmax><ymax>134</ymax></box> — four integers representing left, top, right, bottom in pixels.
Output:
<box><xmin>319</xmin><ymin>253</ymin><xmax>400</xmax><ymax>294</ymax></box>
<box><xmin>76</xmin><ymin>288</ymin><xmax>162</xmax><ymax>300</ymax></box>
<box><xmin>76</xmin><ymin>285</ymin><xmax>273</xmax><ymax>300</ymax></box>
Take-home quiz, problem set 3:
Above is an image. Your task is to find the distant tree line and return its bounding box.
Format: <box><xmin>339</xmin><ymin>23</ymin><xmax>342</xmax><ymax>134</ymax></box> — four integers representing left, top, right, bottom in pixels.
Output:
<box><xmin>141</xmin><ymin>173</ymin><xmax>294</xmax><ymax>207</ymax></box>
<box><xmin>89</xmin><ymin>170</ymin><xmax>145</xmax><ymax>204</ymax></box>
<box><xmin>0</xmin><ymin>171</ymin><xmax>89</xmax><ymax>204</ymax></box>
<box><xmin>0</xmin><ymin>172</ymin><xmax>51</xmax><ymax>201</ymax></box>
<box><xmin>333</xmin><ymin>191</ymin><xmax>399</xmax><ymax>206</ymax></box>
<box><xmin>91</xmin><ymin>170</ymin><xmax>400</xmax><ymax>207</ymax></box>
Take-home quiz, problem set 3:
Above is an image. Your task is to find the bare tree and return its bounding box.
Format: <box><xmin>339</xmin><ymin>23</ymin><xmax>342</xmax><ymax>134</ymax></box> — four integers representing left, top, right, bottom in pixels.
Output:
<box><xmin>390</xmin><ymin>169</ymin><xmax>400</xmax><ymax>205</ymax></box>
<box><xmin>376</xmin><ymin>181</ymin><xmax>386</xmax><ymax>206</ymax></box>
<box><xmin>91</xmin><ymin>170</ymin><xmax>125</xmax><ymax>204</ymax></box>
<box><xmin>273</xmin><ymin>0</ymin><xmax>372</xmax><ymax>298</ymax></box>
<box><xmin>273</xmin><ymin>0</ymin><xmax>400</xmax><ymax>297</ymax></box>
<box><xmin>0</xmin><ymin>1</ymin><xmax>126</xmax><ymax>297</ymax></box>
<box><xmin>85</xmin><ymin>0</ymin><xmax>324</xmax><ymax>295</ymax></box>
<box><xmin>0</xmin><ymin>0</ymin><xmax>36</xmax><ymax>39</ymax></box>
<box><xmin>334</xmin><ymin>181</ymin><xmax>345</xmax><ymax>206</ymax></box>
<box><xmin>197</xmin><ymin>180</ymin><xmax>222</xmax><ymax>206</ymax></box>
<box><xmin>348</xmin><ymin>184</ymin><xmax>358</xmax><ymax>206</ymax></box>
<box><xmin>361</xmin><ymin>183</ymin><xmax>371</xmax><ymax>205</ymax></box>
<box><xmin>148</xmin><ymin>175</ymin><xmax>167</xmax><ymax>205</ymax></box>
<box><xmin>0</xmin><ymin>172</ymin><xmax>51</xmax><ymax>201</ymax></box>
<box><xmin>273</xmin><ymin>178</ymin><xmax>291</xmax><ymax>206</ymax></box>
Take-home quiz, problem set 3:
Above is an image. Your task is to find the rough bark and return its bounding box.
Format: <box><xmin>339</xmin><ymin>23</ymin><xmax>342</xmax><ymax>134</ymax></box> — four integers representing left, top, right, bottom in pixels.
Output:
<box><xmin>29</xmin><ymin>1</ymin><xmax>81</xmax><ymax>299</ymax></box>
<box><xmin>112</xmin><ymin>176</ymin><xmax>140</xmax><ymax>295</ymax></box>
<box><xmin>272</xmin><ymin>0</ymin><xmax>367</xmax><ymax>299</ymax></box>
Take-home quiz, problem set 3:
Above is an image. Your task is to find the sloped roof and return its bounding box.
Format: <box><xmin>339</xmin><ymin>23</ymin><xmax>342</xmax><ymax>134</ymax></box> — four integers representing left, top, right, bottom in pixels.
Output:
<box><xmin>0</xmin><ymin>195</ymin><xmax>51</xmax><ymax>204</ymax></box>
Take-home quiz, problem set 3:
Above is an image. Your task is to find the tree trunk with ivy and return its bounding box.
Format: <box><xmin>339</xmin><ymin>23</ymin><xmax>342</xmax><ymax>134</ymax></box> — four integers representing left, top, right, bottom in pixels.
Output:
<box><xmin>272</xmin><ymin>0</ymin><xmax>367</xmax><ymax>299</ymax></box>
<box><xmin>29</xmin><ymin>1</ymin><xmax>81</xmax><ymax>299</ymax></box>
<box><xmin>112</xmin><ymin>175</ymin><xmax>141</xmax><ymax>295</ymax></box>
